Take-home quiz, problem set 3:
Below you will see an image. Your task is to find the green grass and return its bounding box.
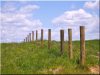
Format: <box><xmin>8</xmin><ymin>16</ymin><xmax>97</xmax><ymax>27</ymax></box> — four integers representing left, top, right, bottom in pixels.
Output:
<box><xmin>1</xmin><ymin>40</ymin><xmax>99</xmax><ymax>74</ymax></box>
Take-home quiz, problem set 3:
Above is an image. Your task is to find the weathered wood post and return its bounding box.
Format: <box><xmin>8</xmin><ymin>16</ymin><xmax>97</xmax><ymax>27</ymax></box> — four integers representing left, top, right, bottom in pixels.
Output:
<box><xmin>36</xmin><ymin>30</ymin><xmax>38</xmax><ymax>41</ymax></box>
<box><xmin>68</xmin><ymin>29</ymin><xmax>73</xmax><ymax>59</ymax></box>
<box><xmin>29</xmin><ymin>33</ymin><xmax>31</xmax><ymax>42</ymax></box>
<box><xmin>60</xmin><ymin>30</ymin><xmax>64</xmax><ymax>55</ymax></box>
<box><xmin>24</xmin><ymin>39</ymin><xmax>25</xmax><ymax>42</ymax></box>
<box><xmin>80</xmin><ymin>26</ymin><xmax>85</xmax><ymax>65</ymax></box>
<box><xmin>41</xmin><ymin>29</ymin><xmax>43</xmax><ymax>47</ymax></box>
<box><xmin>32</xmin><ymin>31</ymin><xmax>34</xmax><ymax>42</ymax></box>
<box><xmin>27</xmin><ymin>35</ymin><xmax>29</xmax><ymax>42</ymax></box>
<box><xmin>26</xmin><ymin>37</ymin><xmax>27</xmax><ymax>42</ymax></box>
<box><xmin>48</xmin><ymin>29</ymin><xmax>51</xmax><ymax>49</ymax></box>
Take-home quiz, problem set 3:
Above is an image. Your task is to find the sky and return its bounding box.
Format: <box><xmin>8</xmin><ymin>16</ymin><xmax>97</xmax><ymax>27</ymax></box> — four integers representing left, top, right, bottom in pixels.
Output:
<box><xmin>0</xmin><ymin>0</ymin><xmax>99</xmax><ymax>42</ymax></box>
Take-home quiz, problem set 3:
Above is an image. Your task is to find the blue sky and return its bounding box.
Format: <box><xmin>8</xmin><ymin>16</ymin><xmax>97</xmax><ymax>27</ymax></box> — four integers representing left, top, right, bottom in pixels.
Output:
<box><xmin>0</xmin><ymin>0</ymin><xmax>99</xmax><ymax>42</ymax></box>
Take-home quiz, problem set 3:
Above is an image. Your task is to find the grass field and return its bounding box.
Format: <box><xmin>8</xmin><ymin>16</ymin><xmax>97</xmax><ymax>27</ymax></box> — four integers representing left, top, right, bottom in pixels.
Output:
<box><xmin>1</xmin><ymin>40</ymin><xmax>99</xmax><ymax>74</ymax></box>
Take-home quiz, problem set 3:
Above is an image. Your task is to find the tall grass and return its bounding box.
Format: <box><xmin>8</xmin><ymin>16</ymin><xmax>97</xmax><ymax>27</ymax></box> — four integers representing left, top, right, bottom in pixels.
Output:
<box><xmin>1</xmin><ymin>40</ymin><xmax>99</xmax><ymax>74</ymax></box>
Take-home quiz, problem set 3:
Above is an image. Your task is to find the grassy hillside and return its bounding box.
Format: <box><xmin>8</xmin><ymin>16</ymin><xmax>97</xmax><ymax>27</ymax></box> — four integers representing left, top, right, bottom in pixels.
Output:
<box><xmin>1</xmin><ymin>40</ymin><xmax>99</xmax><ymax>74</ymax></box>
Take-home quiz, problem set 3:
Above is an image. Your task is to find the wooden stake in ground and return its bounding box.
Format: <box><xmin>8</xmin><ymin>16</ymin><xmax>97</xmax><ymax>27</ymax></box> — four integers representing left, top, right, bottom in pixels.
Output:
<box><xmin>24</xmin><ymin>39</ymin><xmax>25</xmax><ymax>42</ymax></box>
<box><xmin>29</xmin><ymin>33</ymin><xmax>31</xmax><ymax>42</ymax></box>
<box><xmin>48</xmin><ymin>29</ymin><xmax>51</xmax><ymax>49</ymax></box>
<box><xmin>68</xmin><ymin>29</ymin><xmax>73</xmax><ymax>59</ymax></box>
<box><xmin>32</xmin><ymin>31</ymin><xmax>34</xmax><ymax>42</ymax></box>
<box><xmin>26</xmin><ymin>37</ymin><xmax>27</xmax><ymax>42</ymax></box>
<box><xmin>41</xmin><ymin>29</ymin><xmax>43</xmax><ymax>47</ymax></box>
<box><xmin>27</xmin><ymin>35</ymin><xmax>29</xmax><ymax>42</ymax></box>
<box><xmin>80</xmin><ymin>26</ymin><xmax>85</xmax><ymax>65</ymax></box>
<box><xmin>36</xmin><ymin>30</ymin><xmax>38</xmax><ymax>41</ymax></box>
<box><xmin>60</xmin><ymin>30</ymin><xmax>64</xmax><ymax>55</ymax></box>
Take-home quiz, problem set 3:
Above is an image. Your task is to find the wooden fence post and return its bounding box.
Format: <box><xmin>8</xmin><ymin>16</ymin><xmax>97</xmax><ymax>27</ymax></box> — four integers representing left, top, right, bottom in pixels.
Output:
<box><xmin>60</xmin><ymin>30</ymin><xmax>64</xmax><ymax>55</ymax></box>
<box><xmin>68</xmin><ymin>29</ymin><xmax>73</xmax><ymax>59</ymax></box>
<box><xmin>80</xmin><ymin>26</ymin><xmax>85</xmax><ymax>65</ymax></box>
<box><xmin>26</xmin><ymin>37</ymin><xmax>27</xmax><ymax>42</ymax></box>
<box><xmin>24</xmin><ymin>39</ymin><xmax>25</xmax><ymax>42</ymax></box>
<box><xmin>48</xmin><ymin>29</ymin><xmax>51</xmax><ymax>49</ymax></box>
<box><xmin>32</xmin><ymin>31</ymin><xmax>34</xmax><ymax>42</ymax></box>
<box><xmin>36</xmin><ymin>30</ymin><xmax>38</xmax><ymax>41</ymax></box>
<box><xmin>27</xmin><ymin>35</ymin><xmax>29</xmax><ymax>42</ymax></box>
<box><xmin>41</xmin><ymin>29</ymin><xmax>43</xmax><ymax>47</ymax></box>
<box><xmin>29</xmin><ymin>33</ymin><xmax>31</xmax><ymax>42</ymax></box>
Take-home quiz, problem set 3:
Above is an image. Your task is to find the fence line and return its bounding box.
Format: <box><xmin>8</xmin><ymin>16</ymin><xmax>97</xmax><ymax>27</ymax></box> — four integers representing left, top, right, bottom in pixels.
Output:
<box><xmin>23</xmin><ymin>26</ymin><xmax>86</xmax><ymax>65</ymax></box>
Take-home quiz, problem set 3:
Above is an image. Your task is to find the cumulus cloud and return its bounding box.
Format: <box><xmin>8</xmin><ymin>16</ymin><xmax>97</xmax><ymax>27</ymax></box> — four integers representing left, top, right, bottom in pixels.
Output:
<box><xmin>52</xmin><ymin>9</ymin><xmax>99</xmax><ymax>40</ymax></box>
<box><xmin>19</xmin><ymin>5</ymin><xmax>39</xmax><ymax>14</ymax></box>
<box><xmin>1</xmin><ymin>2</ymin><xmax>42</xmax><ymax>43</ymax></box>
<box><xmin>84</xmin><ymin>0</ymin><xmax>99</xmax><ymax>9</ymax></box>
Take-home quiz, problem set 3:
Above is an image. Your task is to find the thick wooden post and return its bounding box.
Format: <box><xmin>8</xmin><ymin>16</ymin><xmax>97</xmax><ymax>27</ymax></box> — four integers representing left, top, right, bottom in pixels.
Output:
<box><xmin>48</xmin><ymin>29</ymin><xmax>51</xmax><ymax>49</ymax></box>
<box><xmin>27</xmin><ymin>35</ymin><xmax>29</xmax><ymax>42</ymax></box>
<box><xmin>68</xmin><ymin>29</ymin><xmax>73</xmax><ymax>59</ymax></box>
<box><xmin>80</xmin><ymin>26</ymin><xmax>85</xmax><ymax>65</ymax></box>
<box><xmin>29</xmin><ymin>33</ymin><xmax>31</xmax><ymax>42</ymax></box>
<box><xmin>32</xmin><ymin>31</ymin><xmax>34</xmax><ymax>42</ymax></box>
<box><xmin>41</xmin><ymin>29</ymin><xmax>43</xmax><ymax>47</ymax></box>
<box><xmin>60</xmin><ymin>30</ymin><xmax>64</xmax><ymax>55</ymax></box>
<box><xmin>36</xmin><ymin>30</ymin><xmax>38</xmax><ymax>41</ymax></box>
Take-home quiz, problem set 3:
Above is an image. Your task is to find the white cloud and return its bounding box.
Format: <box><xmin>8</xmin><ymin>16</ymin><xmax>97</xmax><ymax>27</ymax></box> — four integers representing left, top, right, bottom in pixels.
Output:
<box><xmin>52</xmin><ymin>9</ymin><xmax>99</xmax><ymax>40</ymax></box>
<box><xmin>52</xmin><ymin>9</ymin><xmax>93</xmax><ymax>25</ymax></box>
<box><xmin>84</xmin><ymin>0</ymin><xmax>99</xmax><ymax>9</ymax></box>
<box><xmin>19</xmin><ymin>5</ymin><xmax>39</xmax><ymax>14</ymax></box>
<box><xmin>1</xmin><ymin>2</ymin><xmax>42</xmax><ymax>43</ymax></box>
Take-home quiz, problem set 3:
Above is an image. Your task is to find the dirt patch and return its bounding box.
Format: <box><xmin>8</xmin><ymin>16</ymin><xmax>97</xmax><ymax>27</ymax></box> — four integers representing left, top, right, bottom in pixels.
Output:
<box><xmin>97</xmin><ymin>52</ymin><xmax>100</xmax><ymax>57</ymax></box>
<box><xmin>89</xmin><ymin>65</ymin><xmax>100</xmax><ymax>74</ymax></box>
<box><xmin>41</xmin><ymin>66</ymin><xmax>64</xmax><ymax>74</ymax></box>
<box><xmin>51</xmin><ymin>66</ymin><xmax>63</xmax><ymax>74</ymax></box>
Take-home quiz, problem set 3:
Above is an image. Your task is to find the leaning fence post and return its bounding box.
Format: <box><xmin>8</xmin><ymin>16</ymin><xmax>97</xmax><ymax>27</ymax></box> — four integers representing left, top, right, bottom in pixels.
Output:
<box><xmin>41</xmin><ymin>29</ymin><xmax>43</xmax><ymax>47</ymax></box>
<box><xmin>68</xmin><ymin>29</ymin><xmax>73</xmax><ymax>59</ymax></box>
<box><xmin>80</xmin><ymin>26</ymin><xmax>85</xmax><ymax>65</ymax></box>
<box><xmin>60</xmin><ymin>30</ymin><xmax>64</xmax><ymax>55</ymax></box>
<box><xmin>48</xmin><ymin>29</ymin><xmax>51</xmax><ymax>49</ymax></box>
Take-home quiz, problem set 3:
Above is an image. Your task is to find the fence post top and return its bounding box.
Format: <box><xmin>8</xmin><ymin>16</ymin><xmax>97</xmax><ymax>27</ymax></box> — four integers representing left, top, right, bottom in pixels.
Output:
<box><xmin>60</xmin><ymin>29</ymin><xmax>64</xmax><ymax>31</ymax></box>
<box><xmin>68</xmin><ymin>28</ymin><xmax>72</xmax><ymax>30</ymax></box>
<box><xmin>80</xmin><ymin>26</ymin><xmax>85</xmax><ymax>28</ymax></box>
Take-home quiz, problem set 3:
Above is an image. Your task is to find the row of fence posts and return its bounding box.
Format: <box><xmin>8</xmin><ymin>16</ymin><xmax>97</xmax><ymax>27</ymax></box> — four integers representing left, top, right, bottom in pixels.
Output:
<box><xmin>23</xmin><ymin>26</ymin><xmax>85</xmax><ymax>65</ymax></box>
